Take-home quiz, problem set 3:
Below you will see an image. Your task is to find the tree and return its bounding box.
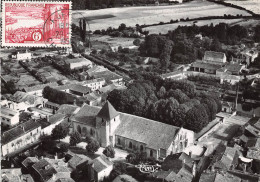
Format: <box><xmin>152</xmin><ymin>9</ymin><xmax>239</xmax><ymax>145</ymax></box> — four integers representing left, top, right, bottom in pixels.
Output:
<box><xmin>5</xmin><ymin>80</ymin><xmax>17</xmax><ymax>94</ymax></box>
<box><xmin>118</xmin><ymin>23</ymin><xmax>126</xmax><ymax>31</ymax></box>
<box><xmin>133</xmin><ymin>39</ymin><xmax>141</xmax><ymax>46</ymax></box>
<box><xmin>51</xmin><ymin>124</ymin><xmax>69</xmax><ymax>142</ymax></box>
<box><xmin>60</xmin><ymin>143</ymin><xmax>69</xmax><ymax>153</ymax></box>
<box><xmin>103</xmin><ymin>145</ymin><xmax>115</xmax><ymax>158</ymax></box>
<box><xmin>86</xmin><ymin>138</ymin><xmax>100</xmax><ymax>154</ymax></box>
<box><xmin>70</xmin><ymin>131</ymin><xmax>81</xmax><ymax>146</ymax></box>
<box><xmin>157</xmin><ymin>86</ymin><xmax>166</xmax><ymax>98</ymax></box>
<box><xmin>167</xmin><ymin>89</ymin><xmax>189</xmax><ymax>104</ymax></box>
<box><xmin>185</xmin><ymin>104</ymin><xmax>209</xmax><ymax>132</ymax></box>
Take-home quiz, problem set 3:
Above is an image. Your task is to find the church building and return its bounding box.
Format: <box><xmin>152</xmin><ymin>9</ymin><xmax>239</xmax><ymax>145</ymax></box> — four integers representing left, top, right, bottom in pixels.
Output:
<box><xmin>70</xmin><ymin>101</ymin><xmax>194</xmax><ymax>160</ymax></box>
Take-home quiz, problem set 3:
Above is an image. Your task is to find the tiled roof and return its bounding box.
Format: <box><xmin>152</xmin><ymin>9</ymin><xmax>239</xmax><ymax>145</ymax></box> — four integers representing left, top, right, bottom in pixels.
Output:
<box><xmin>32</xmin><ymin>158</ymin><xmax>69</xmax><ymax>181</ymax></box>
<box><xmin>23</xmin><ymin>83</ymin><xmax>58</xmax><ymax>92</ymax></box>
<box><xmin>223</xmin><ymin>63</ymin><xmax>243</xmax><ymax>73</ymax></box>
<box><xmin>204</xmin><ymin>51</ymin><xmax>226</xmax><ymax>60</ymax></box>
<box><xmin>247</xmin><ymin>148</ymin><xmax>260</xmax><ymax>160</ymax></box>
<box><xmin>213</xmin><ymin>146</ymin><xmax>239</xmax><ymax>170</ymax></box>
<box><xmin>199</xmin><ymin>172</ymin><xmax>216</xmax><ymax>182</ymax></box>
<box><xmin>91</xmin><ymin>155</ymin><xmax>113</xmax><ymax>173</ymax></box>
<box><xmin>191</xmin><ymin>61</ymin><xmax>223</xmax><ymax>70</ymax></box>
<box><xmin>70</xmin><ymin>104</ymin><xmax>100</xmax><ymax>127</ymax></box>
<box><xmin>52</xmin><ymin>84</ymin><xmax>76</xmax><ymax>91</ymax></box>
<box><xmin>12</xmin><ymin>91</ymin><xmax>45</xmax><ymax>105</ymax></box>
<box><xmin>68</xmin><ymin>154</ymin><xmax>92</xmax><ymax>169</ymax></box>
<box><xmin>116</xmin><ymin>112</ymin><xmax>181</xmax><ymax>150</ymax></box>
<box><xmin>97</xmin><ymin>101</ymin><xmax>119</xmax><ymax>120</ymax></box>
<box><xmin>98</xmin><ymin>83</ymin><xmax>126</xmax><ymax>93</ymax></box>
<box><xmin>2</xmin><ymin>120</ymin><xmax>41</xmax><ymax>145</ymax></box>
<box><xmin>81</xmin><ymin>78</ymin><xmax>105</xmax><ymax>85</ymax></box>
<box><xmin>45</xmin><ymin>101</ymin><xmax>60</xmax><ymax>108</ymax></box>
<box><xmin>64</xmin><ymin>57</ymin><xmax>91</xmax><ymax>64</ymax></box>
<box><xmin>92</xmin><ymin>70</ymin><xmax>122</xmax><ymax>82</ymax></box>
<box><xmin>49</xmin><ymin>113</ymin><xmax>66</xmax><ymax>124</ymax></box>
<box><xmin>22</xmin><ymin>157</ymin><xmax>39</xmax><ymax>168</ymax></box>
<box><xmin>57</xmin><ymin>104</ymin><xmax>79</xmax><ymax>116</ymax></box>
<box><xmin>0</xmin><ymin>106</ymin><xmax>18</xmax><ymax>119</ymax></box>
<box><xmin>70</xmin><ymin>84</ymin><xmax>91</xmax><ymax>94</ymax></box>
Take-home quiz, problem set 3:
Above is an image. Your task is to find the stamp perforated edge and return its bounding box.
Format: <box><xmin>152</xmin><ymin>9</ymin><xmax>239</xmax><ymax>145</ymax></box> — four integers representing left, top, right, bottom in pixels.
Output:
<box><xmin>1</xmin><ymin>0</ymin><xmax>72</xmax><ymax>48</ymax></box>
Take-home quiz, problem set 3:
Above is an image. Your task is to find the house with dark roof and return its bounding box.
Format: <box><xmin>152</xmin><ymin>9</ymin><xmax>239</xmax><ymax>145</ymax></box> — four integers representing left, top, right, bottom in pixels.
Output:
<box><xmin>88</xmin><ymin>155</ymin><xmax>113</xmax><ymax>182</ymax></box>
<box><xmin>31</xmin><ymin>158</ymin><xmax>72</xmax><ymax>182</ymax></box>
<box><xmin>71</xmin><ymin>101</ymin><xmax>194</xmax><ymax>160</ymax></box>
<box><xmin>190</xmin><ymin>60</ymin><xmax>223</xmax><ymax>74</ymax></box>
<box><xmin>203</xmin><ymin>51</ymin><xmax>227</xmax><ymax>64</ymax></box>
<box><xmin>69</xmin><ymin>84</ymin><xmax>91</xmax><ymax>97</ymax></box>
<box><xmin>68</xmin><ymin>154</ymin><xmax>92</xmax><ymax>170</ymax></box>
<box><xmin>1</xmin><ymin>120</ymin><xmax>41</xmax><ymax>157</ymax></box>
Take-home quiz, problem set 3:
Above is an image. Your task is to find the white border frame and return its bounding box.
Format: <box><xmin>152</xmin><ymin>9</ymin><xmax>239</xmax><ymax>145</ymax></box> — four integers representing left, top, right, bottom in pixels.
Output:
<box><xmin>1</xmin><ymin>1</ymin><xmax>72</xmax><ymax>47</ymax></box>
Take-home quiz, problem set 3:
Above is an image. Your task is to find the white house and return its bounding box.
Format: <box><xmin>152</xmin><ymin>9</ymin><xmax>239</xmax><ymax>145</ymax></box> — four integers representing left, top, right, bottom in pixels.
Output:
<box><xmin>64</xmin><ymin>57</ymin><xmax>93</xmax><ymax>70</ymax></box>
<box><xmin>220</xmin><ymin>74</ymin><xmax>241</xmax><ymax>85</ymax></box>
<box><xmin>0</xmin><ymin>106</ymin><xmax>20</xmax><ymax>127</ymax></box>
<box><xmin>12</xmin><ymin>50</ymin><xmax>32</xmax><ymax>60</ymax></box>
<box><xmin>88</xmin><ymin>155</ymin><xmax>113</xmax><ymax>182</ymax></box>
<box><xmin>1</xmin><ymin>120</ymin><xmax>41</xmax><ymax>157</ymax></box>
<box><xmin>81</xmin><ymin>78</ymin><xmax>106</xmax><ymax>91</ymax></box>
<box><xmin>203</xmin><ymin>51</ymin><xmax>227</xmax><ymax>64</ymax></box>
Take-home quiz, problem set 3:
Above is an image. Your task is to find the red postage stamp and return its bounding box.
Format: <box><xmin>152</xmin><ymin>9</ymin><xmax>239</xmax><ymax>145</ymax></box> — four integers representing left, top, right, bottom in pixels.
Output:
<box><xmin>2</xmin><ymin>1</ymin><xmax>72</xmax><ymax>47</ymax></box>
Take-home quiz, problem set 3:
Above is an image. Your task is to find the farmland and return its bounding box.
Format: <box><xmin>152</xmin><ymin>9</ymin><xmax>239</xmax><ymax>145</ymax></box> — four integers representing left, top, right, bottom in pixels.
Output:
<box><xmin>143</xmin><ymin>18</ymin><xmax>245</xmax><ymax>34</ymax></box>
<box><xmin>227</xmin><ymin>0</ymin><xmax>260</xmax><ymax>14</ymax></box>
<box><xmin>72</xmin><ymin>0</ymin><xmax>251</xmax><ymax>31</ymax></box>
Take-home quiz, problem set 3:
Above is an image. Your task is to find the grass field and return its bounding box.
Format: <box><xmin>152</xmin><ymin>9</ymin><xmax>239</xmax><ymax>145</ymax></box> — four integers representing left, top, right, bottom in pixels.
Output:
<box><xmin>226</xmin><ymin>0</ymin><xmax>260</xmax><ymax>14</ymax></box>
<box><xmin>72</xmin><ymin>0</ymin><xmax>251</xmax><ymax>31</ymax></box>
<box><xmin>143</xmin><ymin>18</ymin><xmax>245</xmax><ymax>34</ymax></box>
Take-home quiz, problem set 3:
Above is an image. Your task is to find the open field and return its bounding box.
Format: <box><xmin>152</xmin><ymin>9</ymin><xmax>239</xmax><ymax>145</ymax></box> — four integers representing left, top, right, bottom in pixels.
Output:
<box><xmin>72</xmin><ymin>0</ymin><xmax>251</xmax><ymax>31</ymax></box>
<box><xmin>227</xmin><ymin>0</ymin><xmax>260</xmax><ymax>14</ymax></box>
<box><xmin>143</xmin><ymin>18</ymin><xmax>245</xmax><ymax>34</ymax></box>
<box><xmin>91</xmin><ymin>35</ymin><xmax>138</xmax><ymax>48</ymax></box>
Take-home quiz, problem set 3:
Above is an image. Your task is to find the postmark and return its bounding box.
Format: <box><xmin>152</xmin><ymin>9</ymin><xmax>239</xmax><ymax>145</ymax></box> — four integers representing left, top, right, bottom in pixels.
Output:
<box><xmin>2</xmin><ymin>1</ymin><xmax>72</xmax><ymax>47</ymax></box>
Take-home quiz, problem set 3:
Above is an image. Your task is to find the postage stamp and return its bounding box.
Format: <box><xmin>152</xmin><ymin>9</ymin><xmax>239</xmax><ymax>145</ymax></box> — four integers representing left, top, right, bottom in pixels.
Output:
<box><xmin>2</xmin><ymin>1</ymin><xmax>72</xmax><ymax>47</ymax></box>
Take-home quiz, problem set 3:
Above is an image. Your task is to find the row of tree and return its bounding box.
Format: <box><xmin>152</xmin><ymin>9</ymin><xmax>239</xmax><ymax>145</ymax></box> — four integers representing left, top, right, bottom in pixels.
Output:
<box><xmin>107</xmin><ymin>74</ymin><xmax>221</xmax><ymax>132</ymax></box>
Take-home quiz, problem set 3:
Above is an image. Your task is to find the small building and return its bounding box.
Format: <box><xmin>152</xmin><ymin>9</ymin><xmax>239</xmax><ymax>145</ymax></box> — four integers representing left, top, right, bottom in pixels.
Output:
<box><xmin>221</xmin><ymin>101</ymin><xmax>233</xmax><ymax>113</ymax></box>
<box><xmin>88</xmin><ymin>155</ymin><xmax>113</xmax><ymax>182</ymax></box>
<box><xmin>12</xmin><ymin>50</ymin><xmax>32</xmax><ymax>60</ymax></box>
<box><xmin>68</xmin><ymin>154</ymin><xmax>92</xmax><ymax>171</ymax></box>
<box><xmin>1</xmin><ymin>120</ymin><xmax>41</xmax><ymax>157</ymax></box>
<box><xmin>203</xmin><ymin>51</ymin><xmax>227</xmax><ymax>64</ymax></box>
<box><xmin>85</xmin><ymin>65</ymin><xmax>108</xmax><ymax>78</ymax></box>
<box><xmin>44</xmin><ymin>101</ymin><xmax>61</xmax><ymax>112</ymax></box>
<box><xmin>190</xmin><ymin>61</ymin><xmax>223</xmax><ymax>74</ymax></box>
<box><xmin>0</xmin><ymin>106</ymin><xmax>20</xmax><ymax>127</ymax></box>
<box><xmin>39</xmin><ymin>113</ymin><xmax>66</xmax><ymax>136</ymax></box>
<box><xmin>82</xmin><ymin>92</ymin><xmax>102</xmax><ymax>106</ymax></box>
<box><xmin>64</xmin><ymin>57</ymin><xmax>93</xmax><ymax>70</ymax></box>
<box><xmin>12</xmin><ymin>91</ymin><xmax>47</xmax><ymax>107</ymax></box>
<box><xmin>97</xmin><ymin>83</ymin><xmax>127</xmax><ymax>94</ymax></box>
<box><xmin>30</xmin><ymin>158</ymin><xmax>73</xmax><ymax>182</ymax></box>
<box><xmin>92</xmin><ymin>70</ymin><xmax>124</xmax><ymax>85</ymax></box>
<box><xmin>81</xmin><ymin>78</ymin><xmax>106</xmax><ymax>91</ymax></box>
<box><xmin>239</xmin><ymin>50</ymin><xmax>259</xmax><ymax>65</ymax></box>
<box><xmin>69</xmin><ymin>84</ymin><xmax>91</xmax><ymax>97</ymax></box>
<box><xmin>161</xmin><ymin>71</ymin><xmax>187</xmax><ymax>80</ymax></box>
<box><xmin>216</xmin><ymin>63</ymin><xmax>245</xmax><ymax>76</ymax></box>
<box><xmin>220</xmin><ymin>74</ymin><xmax>241</xmax><ymax>85</ymax></box>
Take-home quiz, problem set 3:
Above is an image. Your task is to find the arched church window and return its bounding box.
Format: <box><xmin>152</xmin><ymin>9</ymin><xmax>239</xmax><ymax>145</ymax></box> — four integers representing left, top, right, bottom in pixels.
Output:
<box><xmin>150</xmin><ymin>150</ymin><xmax>153</xmax><ymax>157</ymax></box>
<box><xmin>77</xmin><ymin>125</ymin><xmax>81</xmax><ymax>134</ymax></box>
<box><xmin>129</xmin><ymin>142</ymin><xmax>132</xmax><ymax>149</ymax></box>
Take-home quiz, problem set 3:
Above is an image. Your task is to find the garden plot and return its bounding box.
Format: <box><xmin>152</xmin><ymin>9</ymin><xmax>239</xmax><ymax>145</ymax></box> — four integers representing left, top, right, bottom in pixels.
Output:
<box><xmin>73</xmin><ymin>0</ymin><xmax>250</xmax><ymax>31</ymax></box>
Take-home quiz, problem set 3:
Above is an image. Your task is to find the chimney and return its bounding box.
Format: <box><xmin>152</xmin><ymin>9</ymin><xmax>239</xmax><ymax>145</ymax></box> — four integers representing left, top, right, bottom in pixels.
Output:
<box><xmin>189</xmin><ymin>151</ymin><xmax>192</xmax><ymax>157</ymax></box>
<box><xmin>182</xmin><ymin>159</ymin><xmax>186</xmax><ymax>168</ymax></box>
<box><xmin>55</xmin><ymin>153</ymin><xmax>58</xmax><ymax>160</ymax></box>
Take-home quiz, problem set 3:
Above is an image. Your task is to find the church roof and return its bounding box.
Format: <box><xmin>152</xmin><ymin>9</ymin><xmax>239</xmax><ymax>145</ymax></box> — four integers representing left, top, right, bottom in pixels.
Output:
<box><xmin>96</xmin><ymin>101</ymin><xmax>119</xmax><ymax>120</ymax></box>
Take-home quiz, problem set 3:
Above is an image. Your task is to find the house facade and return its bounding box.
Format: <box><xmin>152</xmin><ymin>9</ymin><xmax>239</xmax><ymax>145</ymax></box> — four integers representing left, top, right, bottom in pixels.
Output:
<box><xmin>71</xmin><ymin>102</ymin><xmax>194</xmax><ymax>160</ymax></box>
<box><xmin>203</xmin><ymin>51</ymin><xmax>227</xmax><ymax>64</ymax></box>
<box><xmin>81</xmin><ymin>78</ymin><xmax>106</xmax><ymax>91</ymax></box>
<box><xmin>1</xmin><ymin>120</ymin><xmax>41</xmax><ymax>157</ymax></box>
